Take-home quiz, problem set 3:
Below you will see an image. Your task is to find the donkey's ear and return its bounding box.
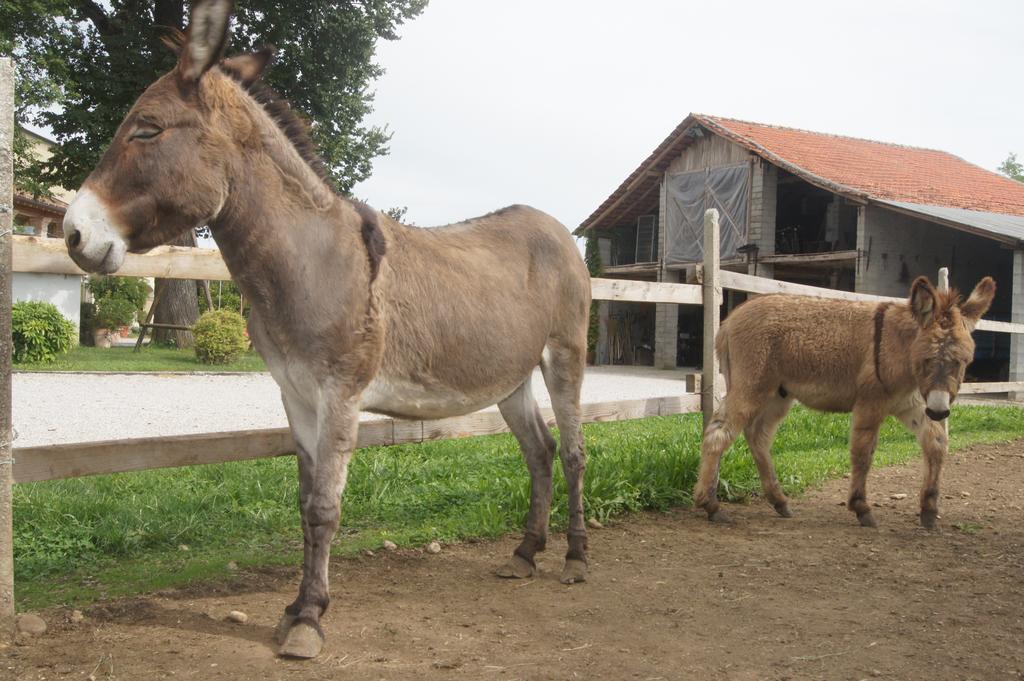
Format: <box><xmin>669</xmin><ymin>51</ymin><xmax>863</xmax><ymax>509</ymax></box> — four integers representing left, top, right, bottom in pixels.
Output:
<box><xmin>909</xmin><ymin>276</ymin><xmax>938</xmax><ymax>327</ymax></box>
<box><xmin>221</xmin><ymin>46</ymin><xmax>276</xmax><ymax>86</ymax></box>
<box><xmin>179</xmin><ymin>0</ymin><xmax>234</xmax><ymax>84</ymax></box>
<box><xmin>960</xmin><ymin>276</ymin><xmax>996</xmax><ymax>330</ymax></box>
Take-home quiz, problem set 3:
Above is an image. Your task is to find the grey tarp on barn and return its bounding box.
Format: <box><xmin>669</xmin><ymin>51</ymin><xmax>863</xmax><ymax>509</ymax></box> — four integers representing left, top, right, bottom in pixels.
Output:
<box><xmin>665</xmin><ymin>163</ymin><xmax>750</xmax><ymax>266</ymax></box>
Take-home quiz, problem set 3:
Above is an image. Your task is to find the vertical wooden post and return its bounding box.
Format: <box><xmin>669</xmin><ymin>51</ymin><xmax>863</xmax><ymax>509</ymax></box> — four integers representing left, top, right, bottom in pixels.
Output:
<box><xmin>1010</xmin><ymin>251</ymin><xmax>1024</xmax><ymax>402</ymax></box>
<box><xmin>937</xmin><ymin>267</ymin><xmax>950</xmax><ymax>439</ymax></box>
<box><xmin>0</xmin><ymin>56</ymin><xmax>16</xmax><ymax>639</ymax></box>
<box><xmin>702</xmin><ymin>209</ymin><xmax>722</xmax><ymax>428</ymax></box>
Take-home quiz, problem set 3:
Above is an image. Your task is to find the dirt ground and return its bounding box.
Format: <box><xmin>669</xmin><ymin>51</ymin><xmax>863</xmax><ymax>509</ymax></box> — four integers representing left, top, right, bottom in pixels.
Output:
<box><xmin>4</xmin><ymin>440</ymin><xmax>1024</xmax><ymax>681</ymax></box>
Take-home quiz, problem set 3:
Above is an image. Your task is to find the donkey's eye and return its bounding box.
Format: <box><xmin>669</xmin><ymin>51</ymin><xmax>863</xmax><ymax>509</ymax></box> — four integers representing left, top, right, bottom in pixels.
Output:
<box><xmin>129</xmin><ymin>126</ymin><xmax>163</xmax><ymax>141</ymax></box>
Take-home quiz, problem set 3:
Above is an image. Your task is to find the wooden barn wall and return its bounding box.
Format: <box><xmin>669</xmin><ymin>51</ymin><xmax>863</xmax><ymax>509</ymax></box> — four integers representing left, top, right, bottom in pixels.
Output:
<box><xmin>666</xmin><ymin>133</ymin><xmax>751</xmax><ymax>175</ymax></box>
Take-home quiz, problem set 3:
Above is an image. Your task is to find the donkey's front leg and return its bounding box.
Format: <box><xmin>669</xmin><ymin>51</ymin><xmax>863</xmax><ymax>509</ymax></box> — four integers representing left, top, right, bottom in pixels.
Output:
<box><xmin>895</xmin><ymin>405</ymin><xmax>947</xmax><ymax>529</ymax></box>
<box><xmin>278</xmin><ymin>394</ymin><xmax>361</xmax><ymax>659</ymax></box>
<box><xmin>848</xmin><ymin>407</ymin><xmax>884</xmax><ymax>528</ymax></box>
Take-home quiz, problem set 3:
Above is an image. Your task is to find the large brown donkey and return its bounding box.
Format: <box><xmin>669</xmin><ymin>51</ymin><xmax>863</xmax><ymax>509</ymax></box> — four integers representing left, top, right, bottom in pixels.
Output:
<box><xmin>694</xmin><ymin>276</ymin><xmax>995</xmax><ymax>530</ymax></box>
<box><xmin>61</xmin><ymin>0</ymin><xmax>591</xmax><ymax>659</ymax></box>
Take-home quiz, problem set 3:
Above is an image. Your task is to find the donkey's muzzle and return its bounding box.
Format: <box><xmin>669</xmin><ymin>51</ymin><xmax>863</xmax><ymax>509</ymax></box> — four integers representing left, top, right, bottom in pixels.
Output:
<box><xmin>925</xmin><ymin>407</ymin><xmax>950</xmax><ymax>422</ymax></box>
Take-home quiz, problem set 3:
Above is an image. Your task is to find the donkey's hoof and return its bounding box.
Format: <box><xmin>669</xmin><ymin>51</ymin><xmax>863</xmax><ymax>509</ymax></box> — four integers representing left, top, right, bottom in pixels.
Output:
<box><xmin>774</xmin><ymin>503</ymin><xmax>793</xmax><ymax>518</ymax></box>
<box><xmin>278</xmin><ymin>621</ymin><xmax>324</xmax><ymax>659</ymax></box>
<box><xmin>857</xmin><ymin>512</ymin><xmax>879</xmax><ymax>528</ymax></box>
<box><xmin>560</xmin><ymin>559</ymin><xmax>588</xmax><ymax>585</ymax></box>
<box><xmin>496</xmin><ymin>554</ymin><xmax>535</xmax><ymax>579</ymax></box>
<box><xmin>274</xmin><ymin>613</ymin><xmax>297</xmax><ymax>645</ymax></box>
<box><xmin>708</xmin><ymin>508</ymin><xmax>733</xmax><ymax>524</ymax></box>
<box><xmin>920</xmin><ymin>510</ymin><xmax>938</xmax><ymax>530</ymax></box>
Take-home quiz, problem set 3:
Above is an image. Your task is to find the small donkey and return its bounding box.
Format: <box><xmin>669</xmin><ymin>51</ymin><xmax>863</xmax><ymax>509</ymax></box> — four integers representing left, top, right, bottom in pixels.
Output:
<box><xmin>60</xmin><ymin>0</ymin><xmax>591</xmax><ymax>659</ymax></box>
<box><xmin>694</xmin><ymin>275</ymin><xmax>995</xmax><ymax>529</ymax></box>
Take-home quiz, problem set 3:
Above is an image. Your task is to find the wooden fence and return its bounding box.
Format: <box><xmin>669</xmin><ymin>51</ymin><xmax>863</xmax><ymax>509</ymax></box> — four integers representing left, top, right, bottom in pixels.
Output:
<box><xmin>5</xmin><ymin>196</ymin><xmax>1024</xmax><ymax>628</ymax></box>
<box><xmin>8</xmin><ymin>221</ymin><xmax>1024</xmax><ymax>484</ymax></box>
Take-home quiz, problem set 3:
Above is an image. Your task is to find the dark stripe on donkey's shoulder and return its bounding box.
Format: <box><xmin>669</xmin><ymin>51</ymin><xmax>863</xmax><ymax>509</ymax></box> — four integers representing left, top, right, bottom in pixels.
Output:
<box><xmin>353</xmin><ymin>201</ymin><xmax>387</xmax><ymax>281</ymax></box>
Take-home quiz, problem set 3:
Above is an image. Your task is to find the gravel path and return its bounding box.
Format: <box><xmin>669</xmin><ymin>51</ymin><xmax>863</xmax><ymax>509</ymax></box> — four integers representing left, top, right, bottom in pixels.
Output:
<box><xmin>12</xmin><ymin>366</ymin><xmax>694</xmax><ymax>447</ymax></box>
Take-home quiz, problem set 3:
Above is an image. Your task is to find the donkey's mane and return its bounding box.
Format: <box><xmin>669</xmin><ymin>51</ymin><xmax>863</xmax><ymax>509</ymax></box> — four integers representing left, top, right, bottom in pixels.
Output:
<box><xmin>218</xmin><ymin>55</ymin><xmax>387</xmax><ymax>280</ymax></box>
<box><xmin>218</xmin><ymin>65</ymin><xmax>337</xmax><ymax>195</ymax></box>
<box><xmin>162</xmin><ymin>30</ymin><xmax>337</xmax><ymax>195</ymax></box>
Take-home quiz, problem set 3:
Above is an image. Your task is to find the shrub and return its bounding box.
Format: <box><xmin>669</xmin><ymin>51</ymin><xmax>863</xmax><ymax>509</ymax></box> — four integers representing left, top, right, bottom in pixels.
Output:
<box><xmin>12</xmin><ymin>301</ymin><xmax>76</xmax><ymax>363</ymax></box>
<box><xmin>94</xmin><ymin>297</ymin><xmax>137</xmax><ymax>330</ymax></box>
<box><xmin>193</xmin><ymin>309</ymin><xmax>248</xmax><ymax>365</ymax></box>
<box><xmin>87</xmin><ymin>275</ymin><xmax>151</xmax><ymax>313</ymax></box>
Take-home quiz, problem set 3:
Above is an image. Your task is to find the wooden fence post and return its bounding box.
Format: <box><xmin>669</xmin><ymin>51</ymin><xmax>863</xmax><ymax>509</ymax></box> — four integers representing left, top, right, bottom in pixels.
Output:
<box><xmin>0</xmin><ymin>56</ymin><xmax>16</xmax><ymax>640</ymax></box>
<box><xmin>702</xmin><ymin>209</ymin><xmax>722</xmax><ymax>428</ymax></box>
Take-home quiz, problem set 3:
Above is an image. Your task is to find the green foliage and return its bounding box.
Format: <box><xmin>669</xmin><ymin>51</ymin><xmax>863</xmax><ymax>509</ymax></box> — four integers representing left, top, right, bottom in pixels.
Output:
<box><xmin>0</xmin><ymin>1</ymin><xmax>71</xmax><ymax>195</ymax></box>
<box><xmin>94</xmin><ymin>297</ymin><xmax>137</xmax><ymax>330</ymax></box>
<box><xmin>87</xmin><ymin>275</ymin><xmax>150</xmax><ymax>312</ymax></box>
<box><xmin>193</xmin><ymin>309</ymin><xmax>249</xmax><ymax>365</ymax></box>
<box><xmin>584</xmin><ymin>236</ymin><xmax>604</xmax><ymax>356</ymax></box>
<box><xmin>1</xmin><ymin>0</ymin><xmax>428</xmax><ymax>194</ymax></box>
<box><xmin>1000</xmin><ymin>153</ymin><xmax>1024</xmax><ymax>183</ymax></box>
<box><xmin>11</xmin><ymin>300</ymin><xmax>75</xmax><ymax>363</ymax></box>
<box><xmin>198</xmin><ymin>280</ymin><xmax>244</xmax><ymax>315</ymax></box>
<box><xmin>13</xmin><ymin>403</ymin><xmax>1024</xmax><ymax>608</ymax></box>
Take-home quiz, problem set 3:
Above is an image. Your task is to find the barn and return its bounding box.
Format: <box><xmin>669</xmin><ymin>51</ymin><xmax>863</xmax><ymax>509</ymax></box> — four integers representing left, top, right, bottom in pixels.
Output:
<box><xmin>577</xmin><ymin>114</ymin><xmax>1024</xmax><ymax>383</ymax></box>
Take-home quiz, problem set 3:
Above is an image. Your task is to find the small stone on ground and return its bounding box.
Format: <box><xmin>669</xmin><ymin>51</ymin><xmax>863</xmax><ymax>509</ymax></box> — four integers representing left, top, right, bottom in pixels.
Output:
<box><xmin>382</xmin><ymin>540</ymin><xmax>398</xmax><ymax>551</ymax></box>
<box><xmin>16</xmin><ymin>613</ymin><xmax>47</xmax><ymax>635</ymax></box>
<box><xmin>890</xmin><ymin>493</ymin><xmax>908</xmax><ymax>500</ymax></box>
<box><xmin>587</xmin><ymin>518</ymin><xmax>604</xmax><ymax>529</ymax></box>
<box><xmin>226</xmin><ymin>610</ymin><xmax>248</xmax><ymax>624</ymax></box>
<box><xmin>426</xmin><ymin>541</ymin><xmax>442</xmax><ymax>554</ymax></box>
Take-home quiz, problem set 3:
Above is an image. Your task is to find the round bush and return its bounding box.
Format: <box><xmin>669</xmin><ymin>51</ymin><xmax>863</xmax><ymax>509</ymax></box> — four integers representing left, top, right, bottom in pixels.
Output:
<box><xmin>12</xmin><ymin>301</ymin><xmax>76</xmax><ymax>363</ymax></box>
<box><xmin>193</xmin><ymin>309</ymin><xmax>248</xmax><ymax>365</ymax></box>
<box><xmin>94</xmin><ymin>297</ymin><xmax>137</xmax><ymax>330</ymax></box>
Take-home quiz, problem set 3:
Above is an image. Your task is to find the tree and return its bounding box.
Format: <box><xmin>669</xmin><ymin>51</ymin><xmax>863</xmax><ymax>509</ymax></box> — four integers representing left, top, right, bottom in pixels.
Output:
<box><xmin>3</xmin><ymin>0</ymin><xmax>428</xmax><ymax>346</ymax></box>
<box><xmin>999</xmin><ymin>153</ymin><xmax>1024</xmax><ymax>183</ymax></box>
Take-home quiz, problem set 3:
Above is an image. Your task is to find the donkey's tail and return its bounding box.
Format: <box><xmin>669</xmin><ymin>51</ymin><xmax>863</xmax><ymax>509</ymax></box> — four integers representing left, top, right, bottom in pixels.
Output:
<box><xmin>715</xmin><ymin>325</ymin><xmax>731</xmax><ymax>392</ymax></box>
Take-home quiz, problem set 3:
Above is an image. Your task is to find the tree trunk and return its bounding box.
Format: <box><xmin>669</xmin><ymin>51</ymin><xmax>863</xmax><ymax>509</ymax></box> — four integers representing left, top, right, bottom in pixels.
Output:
<box><xmin>153</xmin><ymin>230</ymin><xmax>200</xmax><ymax>348</ymax></box>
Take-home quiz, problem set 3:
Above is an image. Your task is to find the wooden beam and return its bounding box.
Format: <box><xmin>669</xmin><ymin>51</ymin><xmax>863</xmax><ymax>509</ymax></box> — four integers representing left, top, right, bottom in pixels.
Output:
<box><xmin>758</xmin><ymin>250</ymin><xmax>858</xmax><ymax>265</ymax></box>
<box><xmin>975</xmin><ymin>319</ymin><xmax>1024</xmax><ymax>335</ymax></box>
<box><xmin>12</xmin><ymin>235</ymin><xmax>233</xmax><ymax>281</ymax></box>
<box><xmin>720</xmin><ymin>270</ymin><xmax>904</xmax><ymax>304</ymax></box>
<box><xmin>12</xmin><ymin>395</ymin><xmax>702</xmax><ymax>484</ymax></box>
<box><xmin>0</xmin><ymin>56</ymin><xmax>15</xmax><ymax>638</ymax></box>
<box><xmin>960</xmin><ymin>381</ymin><xmax>1024</xmax><ymax>395</ymax></box>
<box><xmin>590</xmin><ymin>277</ymin><xmax>702</xmax><ymax>305</ymax></box>
<box><xmin>602</xmin><ymin>262</ymin><xmax>660</xmax><ymax>277</ymax></box>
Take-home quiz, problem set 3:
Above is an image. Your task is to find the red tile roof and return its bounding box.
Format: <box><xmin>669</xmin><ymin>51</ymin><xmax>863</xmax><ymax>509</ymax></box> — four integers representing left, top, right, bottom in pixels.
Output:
<box><xmin>578</xmin><ymin>114</ymin><xmax>1024</xmax><ymax>234</ymax></box>
<box><xmin>699</xmin><ymin>115</ymin><xmax>1024</xmax><ymax>216</ymax></box>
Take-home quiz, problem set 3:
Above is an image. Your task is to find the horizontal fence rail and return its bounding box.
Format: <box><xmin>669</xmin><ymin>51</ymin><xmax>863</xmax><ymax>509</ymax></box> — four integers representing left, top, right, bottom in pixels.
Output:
<box><xmin>13</xmin><ymin>395</ymin><xmax>701</xmax><ymax>483</ymax></box>
<box><xmin>13</xmin><ymin>235</ymin><xmax>232</xmax><ymax>281</ymax></box>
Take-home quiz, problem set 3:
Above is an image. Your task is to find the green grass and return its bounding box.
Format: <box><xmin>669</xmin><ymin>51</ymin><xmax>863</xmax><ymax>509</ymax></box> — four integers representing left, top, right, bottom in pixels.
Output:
<box><xmin>13</xmin><ymin>345</ymin><xmax>267</xmax><ymax>372</ymax></box>
<box><xmin>13</xmin><ymin>404</ymin><xmax>1024</xmax><ymax>609</ymax></box>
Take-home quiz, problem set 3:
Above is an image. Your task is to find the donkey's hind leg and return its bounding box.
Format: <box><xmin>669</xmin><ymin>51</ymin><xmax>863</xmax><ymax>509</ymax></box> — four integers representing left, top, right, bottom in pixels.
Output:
<box><xmin>540</xmin><ymin>339</ymin><xmax>589</xmax><ymax>585</ymax></box>
<box><xmin>496</xmin><ymin>374</ymin><xmax>557</xmax><ymax>579</ymax></box>
<box><xmin>848</xmin><ymin>405</ymin><xmax>885</xmax><ymax>528</ymax></box>
<box><xmin>694</xmin><ymin>393</ymin><xmax>760</xmax><ymax>523</ymax></box>
<box><xmin>744</xmin><ymin>393</ymin><xmax>796</xmax><ymax>518</ymax></box>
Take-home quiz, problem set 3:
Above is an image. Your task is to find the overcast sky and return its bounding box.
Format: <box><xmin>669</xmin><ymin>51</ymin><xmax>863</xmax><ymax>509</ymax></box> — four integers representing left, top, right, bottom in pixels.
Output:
<box><xmin>352</xmin><ymin>0</ymin><xmax>1024</xmax><ymax>232</ymax></box>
